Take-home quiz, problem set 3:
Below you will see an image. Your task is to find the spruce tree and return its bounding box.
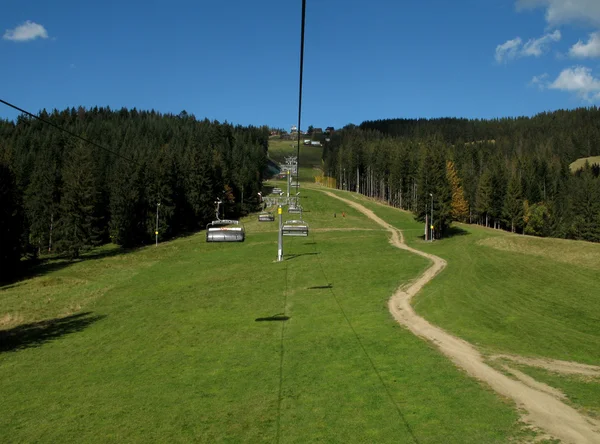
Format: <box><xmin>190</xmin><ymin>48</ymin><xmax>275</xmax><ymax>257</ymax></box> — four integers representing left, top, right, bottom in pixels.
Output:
<box><xmin>0</xmin><ymin>161</ymin><xmax>24</xmax><ymax>280</ymax></box>
<box><xmin>502</xmin><ymin>172</ymin><xmax>523</xmax><ymax>233</ymax></box>
<box><xmin>109</xmin><ymin>160</ymin><xmax>149</xmax><ymax>247</ymax></box>
<box><xmin>25</xmin><ymin>151</ymin><xmax>60</xmax><ymax>253</ymax></box>
<box><xmin>570</xmin><ymin>163</ymin><xmax>600</xmax><ymax>241</ymax></box>
<box><xmin>476</xmin><ymin>170</ymin><xmax>493</xmax><ymax>227</ymax></box>
<box><xmin>55</xmin><ymin>142</ymin><xmax>99</xmax><ymax>259</ymax></box>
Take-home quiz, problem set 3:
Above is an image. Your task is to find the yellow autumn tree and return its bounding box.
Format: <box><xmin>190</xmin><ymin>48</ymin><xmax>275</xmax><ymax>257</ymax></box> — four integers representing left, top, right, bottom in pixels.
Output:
<box><xmin>446</xmin><ymin>160</ymin><xmax>469</xmax><ymax>222</ymax></box>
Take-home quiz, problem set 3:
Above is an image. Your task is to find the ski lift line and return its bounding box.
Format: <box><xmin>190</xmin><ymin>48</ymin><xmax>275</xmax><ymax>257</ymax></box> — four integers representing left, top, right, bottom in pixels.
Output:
<box><xmin>296</xmin><ymin>0</ymin><xmax>306</xmax><ymax>191</ymax></box>
<box><xmin>0</xmin><ymin>98</ymin><xmax>141</xmax><ymax>167</ymax></box>
<box><xmin>308</xmin><ymin>232</ymin><xmax>419</xmax><ymax>443</ymax></box>
<box><xmin>275</xmin><ymin>260</ymin><xmax>289</xmax><ymax>444</ymax></box>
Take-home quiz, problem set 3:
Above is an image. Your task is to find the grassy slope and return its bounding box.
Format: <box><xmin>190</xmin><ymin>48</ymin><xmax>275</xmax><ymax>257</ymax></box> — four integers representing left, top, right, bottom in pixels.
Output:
<box><xmin>328</xmin><ymin>188</ymin><xmax>600</xmax><ymax>416</ymax></box>
<box><xmin>268</xmin><ymin>138</ymin><xmax>323</xmax><ymax>166</ymax></box>
<box><xmin>0</xmin><ymin>187</ymin><xmax>523</xmax><ymax>443</ymax></box>
<box><xmin>569</xmin><ymin>155</ymin><xmax>600</xmax><ymax>172</ymax></box>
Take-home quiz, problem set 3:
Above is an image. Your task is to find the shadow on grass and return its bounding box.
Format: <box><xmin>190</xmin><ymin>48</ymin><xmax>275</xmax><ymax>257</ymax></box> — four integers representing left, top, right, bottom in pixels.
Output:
<box><xmin>445</xmin><ymin>226</ymin><xmax>471</xmax><ymax>238</ymax></box>
<box><xmin>284</xmin><ymin>252</ymin><xmax>320</xmax><ymax>261</ymax></box>
<box><xmin>255</xmin><ymin>314</ymin><xmax>290</xmax><ymax>322</ymax></box>
<box><xmin>0</xmin><ymin>247</ymin><xmax>136</xmax><ymax>290</ymax></box>
<box><xmin>307</xmin><ymin>284</ymin><xmax>333</xmax><ymax>289</ymax></box>
<box><xmin>416</xmin><ymin>226</ymin><xmax>471</xmax><ymax>242</ymax></box>
<box><xmin>0</xmin><ymin>312</ymin><xmax>106</xmax><ymax>353</ymax></box>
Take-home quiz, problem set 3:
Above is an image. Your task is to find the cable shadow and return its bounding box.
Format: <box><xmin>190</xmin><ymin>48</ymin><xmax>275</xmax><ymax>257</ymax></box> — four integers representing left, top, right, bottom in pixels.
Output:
<box><xmin>0</xmin><ymin>312</ymin><xmax>106</xmax><ymax>353</ymax></box>
<box><xmin>255</xmin><ymin>314</ymin><xmax>290</xmax><ymax>322</ymax></box>
<box><xmin>304</xmin><ymin>242</ymin><xmax>317</xmax><ymax>245</ymax></box>
<box><xmin>307</xmin><ymin>284</ymin><xmax>333</xmax><ymax>289</ymax></box>
<box><xmin>284</xmin><ymin>252</ymin><xmax>320</xmax><ymax>261</ymax></box>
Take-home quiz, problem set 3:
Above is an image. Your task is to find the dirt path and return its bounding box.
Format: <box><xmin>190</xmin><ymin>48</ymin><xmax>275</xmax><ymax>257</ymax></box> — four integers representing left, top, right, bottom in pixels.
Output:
<box><xmin>321</xmin><ymin>190</ymin><xmax>600</xmax><ymax>444</ymax></box>
<box><xmin>492</xmin><ymin>355</ymin><xmax>600</xmax><ymax>378</ymax></box>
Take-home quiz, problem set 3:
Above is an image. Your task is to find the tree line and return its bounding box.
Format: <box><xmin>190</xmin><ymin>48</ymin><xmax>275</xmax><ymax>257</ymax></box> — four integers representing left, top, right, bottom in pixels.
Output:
<box><xmin>0</xmin><ymin>107</ymin><xmax>269</xmax><ymax>280</ymax></box>
<box><xmin>322</xmin><ymin>107</ymin><xmax>600</xmax><ymax>241</ymax></box>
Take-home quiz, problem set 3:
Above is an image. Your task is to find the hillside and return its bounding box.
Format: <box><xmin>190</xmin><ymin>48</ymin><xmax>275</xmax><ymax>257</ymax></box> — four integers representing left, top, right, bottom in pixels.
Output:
<box><xmin>0</xmin><ymin>186</ymin><xmax>527</xmax><ymax>443</ymax></box>
<box><xmin>570</xmin><ymin>155</ymin><xmax>600</xmax><ymax>172</ymax></box>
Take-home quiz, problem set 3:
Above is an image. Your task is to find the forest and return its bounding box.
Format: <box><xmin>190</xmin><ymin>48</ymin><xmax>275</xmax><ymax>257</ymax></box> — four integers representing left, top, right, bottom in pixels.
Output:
<box><xmin>0</xmin><ymin>107</ymin><xmax>269</xmax><ymax>280</ymax></box>
<box><xmin>322</xmin><ymin>107</ymin><xmax>600</xmax><ymax>241</ymax></box>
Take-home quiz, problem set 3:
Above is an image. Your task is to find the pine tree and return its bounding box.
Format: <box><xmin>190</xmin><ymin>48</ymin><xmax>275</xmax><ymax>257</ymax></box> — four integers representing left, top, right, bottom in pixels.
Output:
<box><xmin>502</xmin><ymin>172</ymin><xmax>524</xmax><ymax>233</ymax></box>
<box><xmin>446</xmin><ymin>160</ymin><xmax>469</xmax><ymax>222</ymax></box>
<box><xmin>185</xmin><ymin>142</ymin><xmax>214</xmax><ymax>228</ymax></box>
<box><xmin>570</xmin><ymin>163</ymin><xmax>600</xmax><ymax>241</ymax></box>
<box><xmin>109</xmin><ymin>160</ymin><xmax>149</xmax><ymax>247</ymax></box>
<box><xmin>416</xmin><ymin>139</ymin><xmax>452</xmax><ymax>237</ymax></box>
<box><xmin>25</xmin><ymin>151</ymin><xmax>60</xmax><ymax>253</ymax></box>
<box><xmin>0</xmin><ymin>161</ymin><xmax>24</xmax><ymax>280</ymax></box>
<box><xmin>476</xmin><ymin>170</ymin><xmax>493</xmax><ymax>227</ymax></box>
<box><xmin>55</xmin><ymin>142</ymin><xmax>99</xmax><ymax>259</ymax></box>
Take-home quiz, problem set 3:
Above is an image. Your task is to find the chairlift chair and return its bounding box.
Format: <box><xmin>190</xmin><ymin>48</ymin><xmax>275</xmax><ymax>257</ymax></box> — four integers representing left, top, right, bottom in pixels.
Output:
<box><xmin>258</xmin><ymin>212</ymin><xmax>275</xmax><ymax>222</ymax></box>
<box><xmin>288</xmin><ymin>205</ymin><xmax>302</xmax><ymax>214</ymax></box>
<box><xmin>257</xmin><ymin>193</ymin><xmax>275</xmax><ymax>222</ymax></box>
<box><xmin>206</xmin><ymin>198</ymin><xmax>245</xmax><ymax>242</ymax></box>
<box><xmin>282</xmin><ymin>219</ymin><xmax>309</xmax><ymax>237</ymax></box>
<box><xmin>206</xmin><ymin>220</ymin><xmax>245</xmax><ymax>242</ymax></box>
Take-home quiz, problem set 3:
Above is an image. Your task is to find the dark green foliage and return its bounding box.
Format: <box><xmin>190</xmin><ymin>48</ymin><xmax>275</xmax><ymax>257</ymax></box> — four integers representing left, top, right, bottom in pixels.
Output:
<box><xmin>109</xmin><ymin>160</ymin><xmax>149</xmax><ymax>247</ymax></box>
<box><xmin>416</xmin><ymin>140</ymin><xmax>452</xmax><ymax>237</ymax></box>
<box><xmin>25</xmin><ymin>150</ymin><xmax>61</xmax><ymax>253</ymax></box>
<box><xmin>55</xmin><ymin>142</ymin><xmax>99</xmax><ymax>259</ymax></box>
<box><xmin>570</xmin><ymin>163</ymin><xmax>600</xmax><ymax>241</ymax></box>
<box><xmin>0</xmin><ymin>161</ymin><xmax>24</xmax><ymax>280</ymax></box>
<box><xmin>476</xmin><ymin>170</ymin><xmax>493</xmax><ymax>228</ymax></box>
<box><xmin>502</xmin><ymin>172</ymin><xmax>523</xmax><ymax>233</ymax></box>
<box><xmin>323</xmin><ymin>107</ymin><xmax>600</xmax><ymax>242</ymax></box>
<box><xmin>0</xmin><ymin>108</ymin><xmax>268</xmax><ymax>260</ymax></box>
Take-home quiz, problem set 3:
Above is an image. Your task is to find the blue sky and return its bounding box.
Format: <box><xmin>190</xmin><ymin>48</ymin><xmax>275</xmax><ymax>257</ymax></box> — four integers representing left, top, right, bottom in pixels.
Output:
<box><xmin>2</xmin><ymin>0</ymin><xmax>600</xmax><ymax>130</ymax></box>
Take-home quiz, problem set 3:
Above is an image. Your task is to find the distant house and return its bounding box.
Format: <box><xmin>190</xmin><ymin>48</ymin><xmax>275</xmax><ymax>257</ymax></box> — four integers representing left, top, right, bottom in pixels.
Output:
<box><xmin>313</xmin><ymin>128</ymin><xmax>323</xmax><ymax>134</ymax></box>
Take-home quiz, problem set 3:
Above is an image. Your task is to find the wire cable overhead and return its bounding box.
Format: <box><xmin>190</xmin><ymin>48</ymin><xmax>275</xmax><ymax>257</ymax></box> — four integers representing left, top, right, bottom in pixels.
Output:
<box><xmin>296</xmin><ymin>0</ymin><xmax>306</xmax><ymax>187</ymax></box>
<box><xmin>0</xmin><ymin>98</ymin><xmax>140</xmax><ymax>166</ymax></box>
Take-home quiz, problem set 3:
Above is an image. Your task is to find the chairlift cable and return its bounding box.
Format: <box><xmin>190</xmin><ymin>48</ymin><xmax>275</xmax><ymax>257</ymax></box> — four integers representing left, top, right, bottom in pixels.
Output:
<box><xmin>296</xmin><ymin>0</ymin><xmax>306</xmax><ymax>188</ymax></box>
<box><xmin>310</xmin><ymin>233</ymin><xmax>420</xmax><ymax>443</ymax></box>
<box><xmin>0</xmin><ymin>98</ymin><xmax>141</xmax><ymax>167</ymax></box>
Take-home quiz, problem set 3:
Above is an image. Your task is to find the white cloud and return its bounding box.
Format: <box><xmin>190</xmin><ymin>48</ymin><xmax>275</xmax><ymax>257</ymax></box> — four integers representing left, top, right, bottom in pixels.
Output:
<box><xmin>3</xmin><ymin>20</ymin><xmax>49</xmax><ymax>42</ymax></box>
<box><xmin>548</xmin><ymin>66</ymin><xmax>600</xmax><ymax>101</ymax></box>
<box><xmin>522</xmin><ymin>30</ymin><xmax>561</xmax><ymax>56</ymax></box>
<box><xmin>495</xmin><ymin>31</ymin><xmax>560</xmax><ymax>63</ymax></box>
<box><xmin>496</xmin><ymin>37</ymin><xmax>523</xmax><ymax>63</ymax></box>
<box><xmin>530</xmin><ymin>73</ymin><xmax>549</xmax><ymax>89</ymax></box>
<box><xmin>517</xmin><ymin>0</ymin><xmax>600</xmax><ymax>27</ymax></box>
<box><xmin>569</xmin><ymin>32</ymin><xmax>600</xmax><ymax>58</ymax></box>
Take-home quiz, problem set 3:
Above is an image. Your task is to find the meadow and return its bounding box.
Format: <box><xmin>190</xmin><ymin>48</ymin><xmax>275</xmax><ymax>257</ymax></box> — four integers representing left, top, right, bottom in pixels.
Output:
<box><xmin>334</xmin><ymin>189</ymin><xmax>600</xmax><ymax>419</ymax></box>
<box><xmin>0</xmin><ymin>185</ymin><xmax>527</xmax><ymax>443</ymax></box>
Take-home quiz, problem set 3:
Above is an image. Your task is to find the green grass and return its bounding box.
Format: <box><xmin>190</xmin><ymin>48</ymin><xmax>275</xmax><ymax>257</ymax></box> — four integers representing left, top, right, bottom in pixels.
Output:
<box><xmin>506</xmin><ymin>364</ymin><xmax>600</xmax><ymax>418</ymax></box>
<box><xmin>569</xmin><ymin>155</ymin><xmax>600</xmax><ymax>172</ymax></box>
<box><xmin>0</xmin><ymin>187</ymin><xmax>524</xmax><ymax>443</ymax></box>
<box><xmin>268</xmin><ymin>138</ymin><xmax>323</xmax><ymax>169</ymax></box>
<box><xmin>327</xmin><ymin>188</ymin><xmax>600</xmax><ymax>366</ymax></box>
